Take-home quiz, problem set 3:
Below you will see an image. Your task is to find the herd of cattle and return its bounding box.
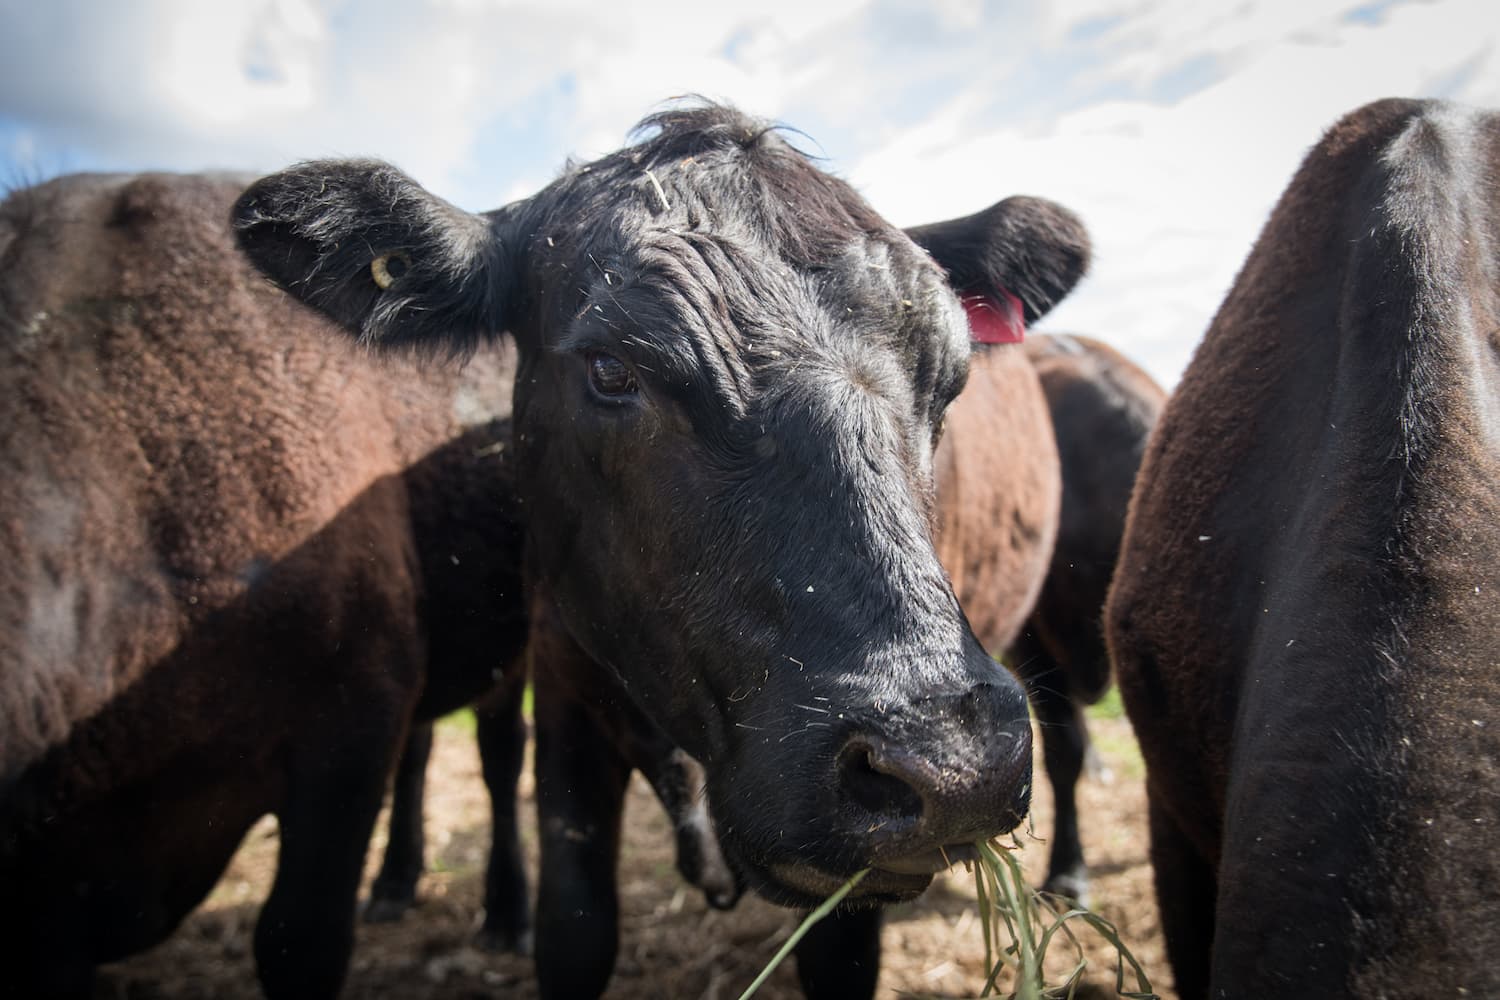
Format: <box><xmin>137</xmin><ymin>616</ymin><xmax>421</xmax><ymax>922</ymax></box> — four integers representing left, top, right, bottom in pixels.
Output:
<box><xmin>0</xmin><ymin>95</ymin><xmax>1493</xmax><ymax>999</ymax></box>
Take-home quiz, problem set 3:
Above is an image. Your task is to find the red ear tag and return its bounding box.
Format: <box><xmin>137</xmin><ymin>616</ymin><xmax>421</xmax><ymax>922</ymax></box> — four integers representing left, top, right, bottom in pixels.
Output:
<box><xmin>963</xmin><ymin>290</ymin><xmax>1026</xmax><ymax>344</ymax></box>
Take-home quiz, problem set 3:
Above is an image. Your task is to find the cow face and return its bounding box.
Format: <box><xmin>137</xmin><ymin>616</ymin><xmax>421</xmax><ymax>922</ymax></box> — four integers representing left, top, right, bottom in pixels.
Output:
<box><xmin>233</xmin><ymin>104</ymin><xmax>1089</xmax><ymax>907</ymax></box>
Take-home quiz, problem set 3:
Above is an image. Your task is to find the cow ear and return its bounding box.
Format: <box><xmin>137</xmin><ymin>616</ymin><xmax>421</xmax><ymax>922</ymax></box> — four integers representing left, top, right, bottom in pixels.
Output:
<box><xmin>232</xmin><ymin>160</ymin><xmax>522</xmax><ymax>353</ymax></box>
<box><xmin>905</xmin><ymin>196</ymin><xmax>1090</xmax><ymax>324</ymax></box>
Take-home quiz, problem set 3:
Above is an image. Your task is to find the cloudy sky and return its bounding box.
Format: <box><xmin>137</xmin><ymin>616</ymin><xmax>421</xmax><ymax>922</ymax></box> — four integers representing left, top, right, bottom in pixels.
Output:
<box><xmin>3</xmin><ymin>0</ymin><xmax>1495</xmax><ymax>388</ymax></box>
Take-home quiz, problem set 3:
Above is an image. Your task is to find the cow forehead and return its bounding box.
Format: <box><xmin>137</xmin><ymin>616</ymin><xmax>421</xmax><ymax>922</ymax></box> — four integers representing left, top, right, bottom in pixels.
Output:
<box><xmin>514</xmin><ymin>109</ymin><xmax>973</xmax><ymax>416</ymax></box>
<box><xmin>526</xmin><ymin>114</ymin><xmax>938</xmax><ymax>310</ymax></box>
<box><xmin>547</xmin><ymin>214</ymin><xmax>969</xmax><ymax>416</ymax></box>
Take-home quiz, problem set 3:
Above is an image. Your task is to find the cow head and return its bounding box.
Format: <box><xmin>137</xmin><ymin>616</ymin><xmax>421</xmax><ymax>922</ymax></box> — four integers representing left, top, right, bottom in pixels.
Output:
<box><xmin>233</xmin><ymin>104</ymin><xmax>1088</xmax><ymax>907</ymax></box>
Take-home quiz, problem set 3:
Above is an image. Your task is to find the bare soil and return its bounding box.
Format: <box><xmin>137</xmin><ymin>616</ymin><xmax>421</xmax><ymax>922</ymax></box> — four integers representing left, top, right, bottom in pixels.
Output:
<box><xmin>96</xmin><ymin>712</ymin><xmax>1173</xmax><ymax>1000</ymax></box>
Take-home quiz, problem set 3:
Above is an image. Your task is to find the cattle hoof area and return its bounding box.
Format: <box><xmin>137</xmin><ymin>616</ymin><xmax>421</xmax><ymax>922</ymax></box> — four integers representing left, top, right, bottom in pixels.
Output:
<box><xmin>361</xmin><ymin>897</ymin><xmax>415</xmax><ymax>925</ymax></box>
<box><xmin>1041</xmin><ymin>870</ymin><xmax>1092</xmax><ymax>911</ymax></box>
<box><xmin>96</xmin><ymin>714</ymin><xmax>1171</xmax><ymax>999</ymax></box>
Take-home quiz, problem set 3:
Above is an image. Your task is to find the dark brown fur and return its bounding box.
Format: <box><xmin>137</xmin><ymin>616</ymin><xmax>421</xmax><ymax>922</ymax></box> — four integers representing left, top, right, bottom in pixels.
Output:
<box><xmin>1005</xmin><ymin>333</ymin><xmax>1165</xmax><ymax>902</ymax></box>
<box><xmin>0</xmin><ymin>173</ymin><xmax>525</xmax><ymax>998</ymax></box>
<box><xmin>1020</xmin><ymin>334</ymin><xmax>1166</xmax><ymax>696</ymax></box>
<box><xmin>1108</xmin><ymin>98</ymin><xmax>1500</xmax><ymax>999</ymax></box>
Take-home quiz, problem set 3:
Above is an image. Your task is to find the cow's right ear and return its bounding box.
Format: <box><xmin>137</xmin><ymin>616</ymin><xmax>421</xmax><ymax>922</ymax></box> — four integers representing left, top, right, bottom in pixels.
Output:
<box><xmin>232</xmin><ymin>160</ymin><xmax>522</xmax><ymax>352</ymax></box>
<box><xmin>905</xmin><ymin>196</ymin><xmax>1090</xmax><ymax>326</ymax></box>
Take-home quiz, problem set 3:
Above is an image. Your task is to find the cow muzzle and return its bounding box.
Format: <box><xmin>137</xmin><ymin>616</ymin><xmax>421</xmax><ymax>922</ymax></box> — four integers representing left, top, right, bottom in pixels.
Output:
<box><xmin>836</xmin><ymin>692</ymin><xmax>1032</xmax><ymax>857</ymax></box>
<box><xmin>743</xmin><ymin>680</ymin><xmax>1033</xmax><ymax>905</ymax></box>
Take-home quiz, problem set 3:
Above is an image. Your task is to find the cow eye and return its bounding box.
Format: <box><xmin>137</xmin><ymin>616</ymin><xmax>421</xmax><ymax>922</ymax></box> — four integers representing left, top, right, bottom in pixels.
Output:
<box><xmin>587</xmin><ymin>351</ymin><xmax>637</xmax><ymax>398</ymax></box>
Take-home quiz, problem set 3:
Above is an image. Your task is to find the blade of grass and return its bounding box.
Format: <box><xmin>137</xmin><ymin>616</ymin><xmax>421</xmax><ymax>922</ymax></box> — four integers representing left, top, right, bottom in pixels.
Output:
<box><xmin>979</xmin><ymin>842</ymin><xmax>1041</xmax><ymax>1000</ymax></box>
<box><xmin>737</xmin><ymin>869</ymin><xmax>869</xmax><ymax>1000</ymax></box>
<box><xmin>982</xmin><ymin>852</ymin><xmax>1024</xmax><ymax>996</ymax></box>
<box><xmin>974</xmin><ymin>838</ymin><xmax>1157</xmax><ymax>1000</ymax></box>
<box><xmin>974</xmin><ymin>861</ymin><xmax>996</xmax><ymax>997</ymax></box>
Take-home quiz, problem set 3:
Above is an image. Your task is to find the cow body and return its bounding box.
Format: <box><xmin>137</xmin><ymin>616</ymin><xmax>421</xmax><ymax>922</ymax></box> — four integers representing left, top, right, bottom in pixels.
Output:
<box><xmin>1107</xmin><ymin>98</ymin><xmax>1500</xmax><ymax>998</ymax></box>
<box><xmin>1003</xmin><ymin>333</ymin><xmax>1164</xmax><ymax>903</ymax></box>
<box><xmin>0</xmin><ymin>174</ymin><xmax>527</xmax><ymax>997</ymax></box>
<box><xmin>933</xmin><ymin>343</ymin><xmax>1061</xmax><ymax>651</ymax></box>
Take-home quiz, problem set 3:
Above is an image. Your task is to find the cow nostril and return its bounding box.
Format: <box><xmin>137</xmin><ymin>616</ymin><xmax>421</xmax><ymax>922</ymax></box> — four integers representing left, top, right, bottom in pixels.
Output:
<box><xmin>837</xmin><ymin>740</ymin><xmax>924</xmax><ymax>826</ymax></box>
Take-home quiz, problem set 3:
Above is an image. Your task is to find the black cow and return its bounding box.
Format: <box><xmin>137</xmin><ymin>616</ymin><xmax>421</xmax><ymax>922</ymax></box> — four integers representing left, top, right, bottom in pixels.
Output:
<box><xmin>233</xmin><ymin>101</ymin><xmax>1088</xmax><ymax>998</ymax></box>
<box><xmin>1009</xmin><ymin>333</ymin><xmax>1164</xmax><ymax>904</ymax></box>
<box><xmin>1107</xmin><ymin>98</ymin><xmax>1500</xmax><ymax>998</ymax></box>
<box><xmin>368</xmin><ymin>337</ymin><xmax>1076</xmax><ymax>998</ymax></box>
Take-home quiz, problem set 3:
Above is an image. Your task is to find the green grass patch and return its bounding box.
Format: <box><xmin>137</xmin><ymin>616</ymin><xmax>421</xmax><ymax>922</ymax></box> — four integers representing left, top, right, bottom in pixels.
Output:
<box><xmin>435</xmin><ymin>681</ymin><xmax>534</xmax><ymax>736</ymax></box>
<box><xmin>437</xmin><ymin>707</ymin><xmax>477</xmax><ymax>736</ymax></box>
<box><xmin>1086</xmin><ymin>686</ymin><xmax>1125</xmax><ymax>721</ymax></box>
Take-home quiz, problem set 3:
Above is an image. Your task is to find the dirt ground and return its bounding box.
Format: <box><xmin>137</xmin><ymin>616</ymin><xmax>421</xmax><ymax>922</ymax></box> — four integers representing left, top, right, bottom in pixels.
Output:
<box><xmin>96</xmin><ymin>708</ymin><xmax>1173</xmax><ymax>1000</ymax></box>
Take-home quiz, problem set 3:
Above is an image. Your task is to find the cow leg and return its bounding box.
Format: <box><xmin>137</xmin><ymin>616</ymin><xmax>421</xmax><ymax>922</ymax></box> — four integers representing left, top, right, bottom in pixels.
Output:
<box><xmin>5</xmin><ymin>897</ymin><xmax>96</xmax><ymax>999</ymax></box>
<box><xmin>615</xmin><ymin>694</ymin><xmax>743</xmax><ymax>911</ymax></box>
<box><xmin>1009</xmin><ymin>632</ymin><xmax>1090</xmax><ymax>905</ymax></box>
<box><xmin>794</xmin><ymin>905</ymin><xmax>882</xmax><ymax>1000</ymax></box>
<box><xmin>1031</xmin><ymin>677</ymin><xmax>1090</xmax><ymax>905</ymax></box>
<box><xmin>649</xmin><ymin>748</ymin><xmax>743</xmax><ymax>911</ymax></box>
<box><xmin>364</xmin><ymin>720</ymin><xmax>434</xmax><ymax>923</ymax></box>
<box><xmin>254</xmin><ymin>747</ymin><xmax>395</xmax><ymax>1000</ymax></box>
<box><xmin>474</xmin><ymin>662</ymin><xmax>534</xmax><ymax>954</ymax></box>
<box><xmin>1148</xmin><ymin>796</ymin><xmax>1215</xmax><ymax>1000</ymax></box>
<box><xmin>532</xmin><ymin>674</ymin><xmax>633</xmax><ymax>1000</ymax></box>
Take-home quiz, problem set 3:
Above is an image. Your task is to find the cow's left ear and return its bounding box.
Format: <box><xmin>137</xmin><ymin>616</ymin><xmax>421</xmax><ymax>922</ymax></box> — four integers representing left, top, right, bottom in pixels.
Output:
<box><xmin>906</xmin><ymin>196</ymin><xmax>1090</xmax><ymax>324</ymax></box>
<box><xmin>232</xmin><ymin>160</ymin><xmax>525</xmax><ymax>352</ymax></box>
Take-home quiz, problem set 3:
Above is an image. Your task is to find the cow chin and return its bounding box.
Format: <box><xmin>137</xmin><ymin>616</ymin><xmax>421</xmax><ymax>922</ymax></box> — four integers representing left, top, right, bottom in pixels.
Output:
<box><xmin>749</xmin><ymin>857</ymin><xmax>936</xmax><ymax>909</ymax></box>
<box><xmin>723</xmin><ymin>838</ymin><xmax>991</xmax><ymax>910</ymax></box>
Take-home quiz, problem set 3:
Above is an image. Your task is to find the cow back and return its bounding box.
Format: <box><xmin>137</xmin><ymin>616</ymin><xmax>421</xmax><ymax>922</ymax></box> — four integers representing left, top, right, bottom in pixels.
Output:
<box><xmin>1108</xmin><ymin>98</ymin><xmax>1500</xmax><ymax>997</ymax></box>
<box><xmin>1024</xmin><ymin>333</ymin><xmax>1164</xmax><ymax>702</ymax></box>
<box><xmin>933</xmin><ymin>342</ymin><xmax>1060</xmax><ymax>653</ymax></box>
<box><xmin>0</xmin><ymin>173</ymin><xmax>515</xmax><ymax>789</ymax></box>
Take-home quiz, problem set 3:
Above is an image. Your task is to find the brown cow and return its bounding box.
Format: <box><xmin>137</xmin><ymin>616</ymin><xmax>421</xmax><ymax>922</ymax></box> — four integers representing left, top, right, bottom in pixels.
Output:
<box><xmin>1006</xmin><ymin>333</ymin><xmax>1164</xmax><ymax>904</ymax></box>
<box><xmin>0</xmin><ymin>172</ymin><xmax>528</xmax><ymax>998</ymax></box>
<box><xmin>1107</xmin><ymin>98</ymin><xmax>1500</xmax><ymax>999</ymax></box>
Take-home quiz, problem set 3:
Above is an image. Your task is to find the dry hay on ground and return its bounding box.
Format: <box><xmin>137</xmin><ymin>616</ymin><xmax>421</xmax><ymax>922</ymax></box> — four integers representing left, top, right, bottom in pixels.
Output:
<box><xmin>97</xmin><ymin>711</ymin><xmax>1171</xmax><ymax>1000</ymax></box>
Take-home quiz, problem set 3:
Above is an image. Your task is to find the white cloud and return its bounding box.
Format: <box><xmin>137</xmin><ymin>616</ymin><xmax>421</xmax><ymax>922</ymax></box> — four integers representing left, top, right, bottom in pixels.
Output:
<box><xmin>156</xmin><ymin>1</ymin><xmax>324</xmax><ymax>123</ymax></box>
<box><xmin>850</xmin><ymin>0</ymin><xmax>1500</xmax><ymax>388</ymax></box>
<box><xmin>1</xmin><ymin>0</ymin><xmax>1496</xmax><ymax>388</ymax></box>
<box><xmin>0</xmin><ymin>0</ymin><xmax>879</xmax><ymax>196</ymax></box>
